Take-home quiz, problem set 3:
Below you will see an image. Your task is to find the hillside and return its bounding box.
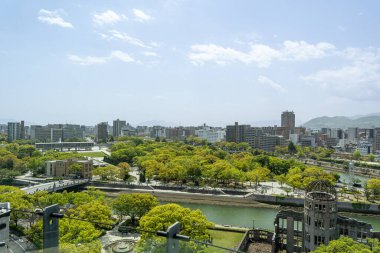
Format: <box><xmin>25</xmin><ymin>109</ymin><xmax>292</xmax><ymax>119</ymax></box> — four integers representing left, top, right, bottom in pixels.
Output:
<box><xmin>302</xmin><ymin>115</ymin><xmax>380</xmax><ymax>129</ymax></box>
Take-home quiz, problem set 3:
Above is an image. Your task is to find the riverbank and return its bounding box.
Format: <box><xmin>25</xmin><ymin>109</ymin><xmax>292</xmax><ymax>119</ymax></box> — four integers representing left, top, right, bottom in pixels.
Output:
<box><xmin>88</xmin><ymin>185</ymin><xmax>379</xmax><ymax>215</ymax></box>
<box><xmin>101</xmin><ymin>187</ymin><xmax>278</xmax><ymax>208</ymax></box>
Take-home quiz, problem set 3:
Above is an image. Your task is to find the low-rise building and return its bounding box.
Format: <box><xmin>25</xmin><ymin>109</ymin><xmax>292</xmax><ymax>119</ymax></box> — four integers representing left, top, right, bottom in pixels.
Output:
<box><xmin>45</xmin><ymin>158</ymin><xmax>93</xmax><ymax>179</ymax></box>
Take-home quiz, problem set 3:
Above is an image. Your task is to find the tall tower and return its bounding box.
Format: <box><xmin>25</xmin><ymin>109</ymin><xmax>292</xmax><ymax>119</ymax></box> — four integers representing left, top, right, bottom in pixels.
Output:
<box><xmin>113</xmin><ymin>119</ymin><xmax>126</xmax><ymax>138</ymax></box>
<box><xmin>303</xmin><ymin>180</ymin><xmax>338</xmax><ymax>252</ymax></box>
<box><xmin>96</xmin><ymin>122</ymin><xmax>109</xmax><ymax>143</ymax></box>
<box><xmin>281</xmin><ymin>111</ymin><xmax>295</xmax><ymax>129</ymax></box>
<box><xmin>7</xmin><ymin>122</ymin><xmax>21</xmax><ymax>142</ymax></box>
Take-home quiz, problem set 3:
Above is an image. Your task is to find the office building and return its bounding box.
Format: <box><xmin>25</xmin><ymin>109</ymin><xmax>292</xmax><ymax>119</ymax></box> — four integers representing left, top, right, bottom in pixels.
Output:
<box><xmin>150</xmin><ymin>126</ymin><xmax>166</xmax><ymax>138</ymax></box>
<box><xmin>20</xmin><ymin>120</ymin><xmax>25</xmax><ymax>139</ymax></box>
<box><xmin>121</xmin><ymin>123</ymin><xmax>137</xmax><ymax>136</ymax></box>
<box><xmin>96</xmin><ymin>122</ymin><xmax>108</xmax><ymax>142</ymax></box>
<box><xmin>113</xmin><ymin>119</ymin><xmax>126</xmax><ymax>138</ymax></box>
<box><xmin>31</xmin><ymin>124</ymin><xmax>84</xmax><ymax>142</ymax></box>
<box><xmin>226</xmin><ymin>122</ymin><xmax>251</xmax><ymax>143</ymax></box>
<box><xmin>281</xmin><ymin>111</ymin><xmax>295</xmax><ymax>131</ymax></box>
<box><xmin>374</xmin><ymin>128</ymin><xmax>380</xmax><ymax>153</ymax></box>
<box><xmin>347</xmin><ymin>128</ymin><xmax>358</xmax><ymax>142</ymax></box>
<box><xmin>7</xmin><ymin>122</ymin><xmax>21</xmax><ymax>142</ymax></box>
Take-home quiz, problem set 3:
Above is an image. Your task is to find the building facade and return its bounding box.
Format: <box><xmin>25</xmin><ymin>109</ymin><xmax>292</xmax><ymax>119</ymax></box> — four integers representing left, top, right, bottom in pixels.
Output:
<box><xmin>45</xmin><ymin>158</ymin><xmax>93</xmax><ymax>178</ymax></box>
<box><xmin>273</xmin><ymin>180</ymin><xmax>373</xmax><ymax>253</ymax></box>
<box><xmin>281</xmin><ymin>111</ymin><xmax>295</xmax><ymax>132</ymax></box>
<box><xmin>196</xmin><ymin>127</ymin><xmax>226</xmax><ymax>143</ymax></box>
<box><xmin>96</xmin><ymin>122</ymin><xmax>109</xmax><ymax>142</ymax></box>
<box><xmin>113</xmin><ymin>119</ymin><xmax>126</xmax><ymax>138</ymax></box>
<box><xmin>7</xmin><ymin>122</ymin><xmax>21</xmax><ymax>142</ymax></box>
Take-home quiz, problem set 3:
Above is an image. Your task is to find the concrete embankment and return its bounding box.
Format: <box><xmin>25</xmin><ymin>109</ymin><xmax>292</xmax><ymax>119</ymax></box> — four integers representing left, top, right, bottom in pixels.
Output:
<box><xmin>85</xmin><ymin>184</ymin><xmax>380</xmax><ymax>215</ymax></box>
<box><xmin>94</xmin><ymin>186</ymin><xmax>277</xmax><ymax>208</ymax></box>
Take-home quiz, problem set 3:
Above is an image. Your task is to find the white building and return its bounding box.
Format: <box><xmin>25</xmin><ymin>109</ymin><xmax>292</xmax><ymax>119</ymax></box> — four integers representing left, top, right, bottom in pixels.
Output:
<box><xmin>357</xmin><ymin>141</ymin><xmax>372</xmax><ymax>155</ymax></box>
<box><xmin>195</xmin><ymin>127</ymin><xmax>225</xmax><ymax>143</ymax></box>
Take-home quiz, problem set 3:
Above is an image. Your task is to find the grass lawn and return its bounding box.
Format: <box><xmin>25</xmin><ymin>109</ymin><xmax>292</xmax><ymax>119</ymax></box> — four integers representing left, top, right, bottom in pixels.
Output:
<box><xmin>77</xmin><ymin>151</ymin><xmax>106</xmax><ymax>157</ymax></box>
<box><xmin>206</xmin><ymin>229</ymin><xmax>245</xmax><ymax>252</ymax></box>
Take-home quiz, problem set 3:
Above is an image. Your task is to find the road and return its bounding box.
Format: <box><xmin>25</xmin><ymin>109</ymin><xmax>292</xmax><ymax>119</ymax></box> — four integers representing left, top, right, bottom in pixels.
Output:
<box><xmin>8</xmin><ymin>234</ymin><xmax>37</xmax><ymax>253</ymax></box>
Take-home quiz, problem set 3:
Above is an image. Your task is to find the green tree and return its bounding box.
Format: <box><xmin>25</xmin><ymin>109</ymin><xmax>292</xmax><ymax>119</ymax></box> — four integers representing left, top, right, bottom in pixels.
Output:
<box><xmin>274</xmin><ymin>174</ymin><xmax>287</xmax><ymax>186</ymax></box>
<box><xmin>28</xmin><ymin>219</ymin><xmax>102</xmax><ymax>248</ymax></box>
<box><xmin>137</xmin><ymin>203</ymin><xmax>212</xmax><ymax>253</ymax></box>
<box><xmin>246</xmin><ymin>167</ymin><xmax>270</xmax><ymax>188</ymax></box>
<box><xmin>68</xmin><ymin>163</ymin><xmax>82</xmax><ymax>177</ymax></box>
<box><xmin>118</xmin><ymin>162</ymin><xmax>131</xmax><ymax>181</ymax></box>
<box><xmin>288</xmin><ymin>141</ymin><xmax>297</xmax><ymax>155</ymax></box>
<box><xmin>368</xmin><ymin>154</ymin><xmax>376</xmax><ymax>162</ymax></box>
<box><xmin>112</xmin><ymin>193</ymin><xmax>158</xmax><ymax>224</ymax></box>
<box><xmin>68</xmin><ymin>201</ymin><xmax>114</xmax><ymax>228</ymax></box>
<box><xmin>141</xmin><ymin>160</ymin><xmax>165</xmax><ymax>182</ymax></box>
<box><xmin>353</xmin><ymin>149</ymin><xmax>361</xmax><ymax>160</ymax></box>
<box><xmin>367</xmin><ymin>178</ymin><xmax>380</xmax><ymax>200</ymax></box>
<box><xmin>92</xmin><ymin>165</ymin><xmax>120</xmax><ymax>181</ymax></box>
<box><xmin>0</xmin><ymin>186</ymin><xmax>33</xmax><ymax>227</ymax></box>
<box><xmin>59</xmin><ymin>241</ymin><xmax>102</xmax><ymax>253</ymax></box>
<box><xmin>312</xmin><ymin>236</ymin><xmax>375</xmax><ymax>253</ymax></box>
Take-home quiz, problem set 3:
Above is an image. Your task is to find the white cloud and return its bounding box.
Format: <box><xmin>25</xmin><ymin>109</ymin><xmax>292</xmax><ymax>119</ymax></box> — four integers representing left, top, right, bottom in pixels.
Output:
<box><xmin>110</xmin><ymin>51</ymin><xmax>135</xmax><ymax>62</ymax></box>
<box><xmin>188</xmin><ymin>40</ymin><xmax>335</xmax><ymax>67</ymax></box>
<box><xmin>38</xmin><ymin>9</ymin><xmax>73</xmax><ymax>28</ymax></box>
<box><xmin>68</xmin><ymin>51</ymin><xmax>136</xmax><ymax>65</ymax></box>
<box><xmin>257</xmin><ymin>75</ymin><xmax>287</xmax><ymax>93</ymax></box>
<box><xmin>101</xmin><ymin>30</ymin><xmax>152</xmax><ymax>49</ymax></box>
<box><xmin>249</xmin><ymin>44</ymin><xmax>282</xmax><ymax>67</ymax></box>
<box><xmin>68</xmin><ymin>54</ymin><xmax>107</xmax><ymax>65</ymax></box>
<box><xmin>92</xmin><ymin>10</ymin><xmax>126</xmax><ymax>25</ymax></box>
<box><xmin>133</xmin><ymin>9</ymin><xmax>152</xmax><ymax>22</ymax></box>
<box><xmin>280</xmin><ymin>41</ymin><xmax>335</xmax><ymax>61</ymax></box>
<box><xmin>340</xmin><ymin>47</ymin><xmax>380</xmax><ymax>63</ymax></box>
<box><xmin>301</xmin><ymin>61</ymin><xmax>380</xmax><ymax>100</ymax></box>
<box><xmin>142</xmin><ymin>51</ymin><xmax>158</xmax><ymax>57</ymax></box>
<box><xmin>188</xmin><ymin>44</ymin><xmax>251</xmax><ymax>65</ymax></box>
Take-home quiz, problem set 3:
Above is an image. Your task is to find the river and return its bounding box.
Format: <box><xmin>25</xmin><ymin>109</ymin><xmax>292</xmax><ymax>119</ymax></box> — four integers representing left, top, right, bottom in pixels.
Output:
<box><xmin>163</xmin><ymin>202</ymin><xmax>380</xmax><ymax>231</ymax></box>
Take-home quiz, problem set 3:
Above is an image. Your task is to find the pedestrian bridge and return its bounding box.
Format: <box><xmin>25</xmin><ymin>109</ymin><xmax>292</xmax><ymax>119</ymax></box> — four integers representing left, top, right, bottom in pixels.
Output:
<box><xmin>21</xmin><ymin>179</ymin><xmax>88</xmax><ymax>194</ymax></box>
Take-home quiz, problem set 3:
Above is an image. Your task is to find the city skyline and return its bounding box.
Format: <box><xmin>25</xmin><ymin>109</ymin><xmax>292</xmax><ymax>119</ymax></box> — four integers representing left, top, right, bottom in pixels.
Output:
<box><xmin>1</xmin><ymin>1</ymin><xmax>380</xmax><ymax>125</ymax></box>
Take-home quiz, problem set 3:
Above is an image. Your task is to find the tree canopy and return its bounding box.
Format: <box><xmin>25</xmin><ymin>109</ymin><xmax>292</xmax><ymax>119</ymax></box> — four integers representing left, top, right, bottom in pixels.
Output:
<box><xmin>312</xmin><ymin>237</ymin><xmax>380</xmax><ymax>253</ymax></box>
<box><xmin>112</xmin><ymin>193</ymin><xmax>158</xmax><ymax>224</ymax></box>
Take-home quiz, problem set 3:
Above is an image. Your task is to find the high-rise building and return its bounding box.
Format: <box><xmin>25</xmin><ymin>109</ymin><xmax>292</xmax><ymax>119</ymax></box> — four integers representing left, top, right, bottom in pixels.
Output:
<box><xmin>30</xmin><ymin>124</ymin><xmax>83</xmax><ymax>142</ymax></box>
<box><xmin>20</xmin><ymin>120</ymin><xmax>25</xmax><ymax>139</ymax></box>
<box><xmin>373</xmin><ymin>128</ymin><xmax>380</xmax><ymax>152</ymax></box>
<box><xmin>281</xmin><ymin>111</ymin><xmax>295</xmax><ymax>131</ymax></box>
<box><xmin>113</xmin><ymin>119</ymin><xmax>126</xmax><ymax>137</ymax></box>
<box><xmin>226</xmin><ymin>122</ymin><xmax>251</xmax><ymax>143</ymax></box>
<box><xmin>7</xmin><ymin>122</ymin><xmax>21</xmax><ymax>142</ymax></box>
<box><xmin>96</xmin><ymin>122</ymin><xmax>108</xmax><ymax>142</ymax></box>
<box><xmin>347</xmin><ymin>128</ymin><xmax>358</xmax><ymax>142</ymax></box>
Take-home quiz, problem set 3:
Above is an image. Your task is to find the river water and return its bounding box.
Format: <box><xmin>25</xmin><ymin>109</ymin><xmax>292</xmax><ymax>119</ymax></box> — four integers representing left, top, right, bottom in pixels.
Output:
<box><xmin>164</xmin><ymin>202</ymin><xmax>380</xmax><ymax>231</ymax></box>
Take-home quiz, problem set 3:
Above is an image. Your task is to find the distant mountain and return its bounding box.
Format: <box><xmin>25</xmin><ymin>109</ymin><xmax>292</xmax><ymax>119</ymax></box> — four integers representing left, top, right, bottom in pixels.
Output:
<box><xmin>349</xmin><ymin>112</ymin><xmax>380</xmax><ymax>120</ymax></box>
<box><xmin>303</xmin><ymin>115</ymin><xmax>380</xmax><ymax>129</ymax></box>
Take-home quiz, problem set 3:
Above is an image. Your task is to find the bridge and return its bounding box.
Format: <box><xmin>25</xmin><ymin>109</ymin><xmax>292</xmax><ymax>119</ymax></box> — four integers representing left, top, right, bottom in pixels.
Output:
<box><xmin>21</xmin><ymin>179</ymin><xmax>89</xmax><ymax>194</ymax></box>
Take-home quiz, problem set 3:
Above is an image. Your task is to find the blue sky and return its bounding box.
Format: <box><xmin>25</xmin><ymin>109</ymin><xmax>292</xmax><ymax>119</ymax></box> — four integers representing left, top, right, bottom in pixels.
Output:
<box><xmin>1</xmin><ymin>0</ymin><xmax>380</xmax><ymax>126</ymax></box>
